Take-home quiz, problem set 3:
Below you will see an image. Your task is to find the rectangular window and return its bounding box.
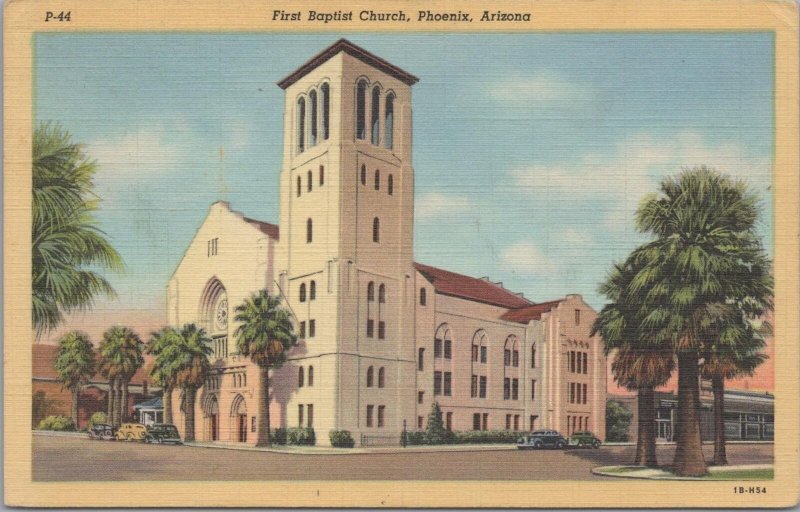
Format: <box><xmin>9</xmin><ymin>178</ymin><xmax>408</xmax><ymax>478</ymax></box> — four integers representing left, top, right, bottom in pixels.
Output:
<box><xmin>570</xmin><ymin>383</ymin><xmax>575</xmax><ymax>404</ymax></box>
<box><xmin>434</xmin><ymin>339</ymin><xmax>442</xmax><ymax>358</ymax></box>
<box><xmin>583</xmin><ymin>384</ymin><xmax>588</xmax><ymax>404</ymax></box>
<box><xmin>512</xmin><ymin>378</ymin><xmax>519</xmax><ymax>400</ymax></box>
<box><xmin>576</xmin><ymin>382</ymin><xmax>581</xmax><ymax>404</ymax></box>
<box><xmin>473</xmin><ymin>413</ymin><xmax>481</xmax><ymax>431</ymax></box>
<box><xmin>366</xmin><ymin>319</ymin><xmax>374</xmax><ymax>338</ymax></box>
<box><xmin>512</xmin><ymin>350</ymin><xmax>519</xmax><ymax>368</ymax></box>
<box><xmin>298</xmin><ymin>404</ymin><xmax>304</xmax><ymax>427</ymax></box>
<box><xmin>583</xmin><ymin>352</ymin><xmax>588</xmax><ymax>374</ymax></box>
<box><xmin>531</xmin><ymin>380</ymin><xmax>536</xmax><ymax>400</ymax></box>
<box><xmin>446</xmin><ymin>412</ymin><xmax>453</xmax><ymax>431</ymax></box>
<box><xmin>444</xmin><ymin>339</ymin><xmax>452</xmax><ymax>359</ymax></box>
<box><xmin>506</xmin><ymin>414</ymin><xmax>512</xmax><ymax>430</ymax></box>
<box><xmin>307</xmin><ymin>404</ymin><xmax>314</xmax><ymax>428</ymax></box>
<box><xmin>530</xmin><ymin>415</ymin><xmax>538</xmax><ymax>430</ymax></box>
<box><xmin>482</xmin><ymin>413</ymin><xmax>488</xmax><ymax>431</ymax></box>
<box><xmin>252</xmin><ymin>416</ymin><xmax>256</xmax><ymax>433</ymax></box>
<box><xmin>377</xmin><ymin>405</ymin><xmax>385</xmax><ymax>427</ymax></box>
<box><xmin>443</xmin><ymin>372</ymin><xmax>452</xmax><ymax>396</ymax></box>
<box><xmin>504</xmin><ymin>349</ymin><xmax>511</xmax><ymax>366</ymax></box>
<box><xmin>567</xmin><ymin>415</ymin><xmax>571</xmax><ymax>435</ymax></box>
<box><xmin>299</xmin><ymin>321</ymin><xmax>306</xmax><ymax>339</ymax></box>
<box><xmin>378</xmin><ymin>321</ymin><xmax>386</xmax><ymax>340</ymax></box>
<box><xmin>471</xmin><ymin>345</ymin><xmax>478</xmax><ymax>362</ymax></box>
<box><xmin>434</xmin><ymin>371</ymin><xmax>442</xmax><ymax>396</ymax></box>
<box><xmin>309</xmin><ymin>319</ymin><xmax>316</xmax><ymax>338</ymax></box>
<box><xmin>418</xmin><ymin>391</ymin><xmax>424</xmax><ymax>404</ymax></box>
<box><xmin>418</xmin><ymin>416</ymin><xmax>424</xmax><ymax>429</ymax></box>
<box><xmin>575</xmin><ymin>309</ymin><xmax>581</xmax><ymax>326</ymax></box>
<box><xmin>471</xmin><ymin>375</ymin><xmax>478</xmax><ymax>398</ymax></box>
<box><xmin>480</xmin><ymin>346</ymin><xmax>487</xmax><ymax>363</ymax></box>
<box><xmin>366</xmin><ymin>405</ymin><xmax>374</xmax><ymax>427</ymax></box>
<box><xmin>514</xmin><ymin>415</ymin><xmax>520</xmax><ymax>431</ymax></box>
<box><xmin>418</xmin><ymin>348</ymin><xmax>424</xmax><ymax>371</ymax></box>
<box><xmin>479</xmin><ymin>376</ymin><xmax>487</xmax><ymax>398</ymax></box>
<box><xmin>504</xmin><ymin>378</ymin><xmax>511</xmax><ymax>400</ymax></box>
<box><xmin>531</xmin><ymin>345</ymin><xmax>536</xmax><ymax>368</ymax></box>
<box><xmin>569</xmin><ymin>351</ymin><xmax>575</xmax><ymax>373</ymax></box>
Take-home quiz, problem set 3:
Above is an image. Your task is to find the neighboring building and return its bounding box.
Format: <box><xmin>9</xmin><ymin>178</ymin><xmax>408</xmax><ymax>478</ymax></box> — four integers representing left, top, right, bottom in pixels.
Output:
<box><xmin>32</xmin><ymin>344</ymin><xmax>157</xmax><ymax>429</ymax></box>
<box><xmin>608</xmin><ymin>385</ymin><xmax>774</xmax><ymax>443</ymax></box>
<box><xmin>168</xmin><ymin>39</ymin><xmax>607</xmax><ymax>446</ymax></box>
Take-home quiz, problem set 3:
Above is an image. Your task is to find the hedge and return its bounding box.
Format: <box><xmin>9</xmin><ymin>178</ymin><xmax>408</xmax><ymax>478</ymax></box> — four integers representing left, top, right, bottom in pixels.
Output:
<box><xmin>271</xmin><ymin>427</ymin><xmax>316</xmax><ymax>446</ymax></box>
<box><xmin>404</xmin><ymin>429</ymin><xmax>522</xmax><ymax>445</ymax></box>
<box><xmin>36</xmin><ymin>415</ymin><xmax>76</xmax><ymax>431</ymax></box>
<box><xmin>329</xmin><ymin>430</ymin><xmax>355</xmax><ymax>448</ymax></box>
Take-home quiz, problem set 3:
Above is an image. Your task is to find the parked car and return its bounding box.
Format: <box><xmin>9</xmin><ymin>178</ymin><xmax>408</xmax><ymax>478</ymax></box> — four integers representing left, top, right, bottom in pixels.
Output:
<box><xmin>116</xmin><ymin>423</ymin><xmax>147</xmax><ymax>442</ymax></box>
<box><xmin>517</xmin><ymin>430</ymin><xmax>568</xmax><ymax>449</ymax></box>
<box><xmin>145</xmin><ymin>424</ymin><xmax>182</xmax><ymax>445</ymax></box>
<box><xmin>87</xmin><ymin>423</ymin><xmax>116</xmax><ymax>441</ymax></box>
<box><xmin>569</xmin><ymin>431</ymin><xmax>602</xmax><ymax>449</ymax></box>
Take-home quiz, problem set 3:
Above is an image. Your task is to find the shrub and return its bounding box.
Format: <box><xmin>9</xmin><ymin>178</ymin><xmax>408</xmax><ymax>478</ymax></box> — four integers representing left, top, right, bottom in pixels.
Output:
<box><xmin>329</xmin><ymin>430</ymin><xmax>355</xmax><ymax>448</ymax></box>
<box><xmin>87</xmin><ymin>412</ymin><xmax>108</xmax><ymax>428</ymax></box>
<box><xmin>286</xmin><ymin>427</ymin><xmax>316</xmax><ymax>446</ymax></box>
<box><xmin>403</xmin><ymin>430</ymin><xmax>427</xmax><ymax>445</ymax></box>
<box><xmin>271</xmin><ymin>428</ymin><xmax>288</xmax><ymax>445</ymax></box>
<box><xmin>424</xmin><ymin>402</ymin><xmax>449</xmax><ymax>444</ymax></box>
<box><xmin>606</xmin><ymin>400</ymin><xmax>632</xmax><ymax>442</ymax></box>
<box><xmin>36</xmin><ymin>415</ymin><xmax>76</xmax><ymax>431</ymax></box>
<box><xmin>451</xmin><ymin>430</ymin><xmax>520</xmax><ymax>444</ymax></box>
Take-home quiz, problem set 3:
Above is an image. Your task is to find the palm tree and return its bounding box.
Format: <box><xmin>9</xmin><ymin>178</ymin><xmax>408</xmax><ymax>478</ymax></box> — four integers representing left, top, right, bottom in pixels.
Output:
<box><xmin>32</xmin><ymin>122</ymin><xmax>123</xmax><ymax>338</ymax></box>
<box><xmin>172</xmin><ymin>324</ymin><xmax>212</xmax><ymax>442</ymax></box>
<box><xmin>234</xmin><ymin>290</ymin><xmax>297</xmax><ymax>447</ymax></box>
<box><xmin>146</xmin><ymin>327</ymin><xmax>183</xmax><ymax>425</ymax></box>
<box><xmin>594</xmin><ymin>257</ymin><xmax>675</xmax><ymax>467</ymax></box>
<box><xmin>700</xmin><ymin>305</ymin><xmax>769</xmax><ymax>466</ymax></box>
<box><xmin>54</xmin><ymin>331</ymin><xmax>96</xmax><ymax>427</ymax></box>
<box><xmin>633</xmin><ymin>167</ymin><xmax>773</xmax><ymax>476</ymax></box>
<box><xmin>98</xmin><ymin>326</ymin><xmax>143</xmax><ymax>427</ymax></box>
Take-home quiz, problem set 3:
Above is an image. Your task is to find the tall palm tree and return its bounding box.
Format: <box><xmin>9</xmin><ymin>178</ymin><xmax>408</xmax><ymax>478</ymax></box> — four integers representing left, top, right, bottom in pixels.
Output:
<box><xmin>54</xmin><ymin>331</ymin><xmax>96</xmax><ymax>427</ymax></box>
<box><xmin>700</xmin><ymin>305</ymin><xmax>769</xmax><ymax>466</ymax></box>
<box><xmin>32</xmin><ymin>122</ymin><xmax>123</xmax><ymax>338</ymax></box>
<box><xmin>98</xmin><ymin>326</ymin><xmax>143</xmax><ymax>427</ymax></box>
<box><xmin>234</xmin><ymin>290</ymin><xmax>296</xmax><ymax>447</ymax></box>
<box><xmin>633</xmin><ymin>167</ymin><xmax>773</xmax><ymax>476</ymax></box>
<box><xmin>146</xmin><ymin>327</ymin><xmax>183</xmax><ymax>425</ymax></box>
<box><xmin>172</xmin><ymin>324</ymin><xmax>212</xmax><ymax>442</ymax></box>
<box><xmin>594</xmin><ymin>258</ymin><xmax>675</xmax><ymax>467</ymax></box>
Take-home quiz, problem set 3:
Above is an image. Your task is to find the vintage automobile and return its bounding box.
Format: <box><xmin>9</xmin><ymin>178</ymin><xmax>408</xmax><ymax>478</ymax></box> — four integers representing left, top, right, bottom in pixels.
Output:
<box><xmin>116</xmin><ymin>423</ymin><xmax>148</xmax><ymax>442</ymax></box>
<box><xmin>87</xmin><ymin>423</ymin><xmax>116</xmax><ymax>441</ymax></box>
<box><xmin>517</xmin><ymin>430</ymin><xmax>568</xmax><ymax>449</ymax></box>
<box><xmin>144</xmin><ymin>424</ymin><xmax>182</xmax><ymax>445</ymax></box>
<box><xmin>569</xmin><ymin>431</ymin><xmax>602</xmax><ymax>449</ymax></box>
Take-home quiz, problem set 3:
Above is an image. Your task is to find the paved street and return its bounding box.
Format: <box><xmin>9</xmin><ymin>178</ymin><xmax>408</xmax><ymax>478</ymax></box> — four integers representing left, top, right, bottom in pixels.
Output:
<box><xmin>33</xmin><ymin>434</ymin><xmax>773</xmax><ymax>481</ymax></box>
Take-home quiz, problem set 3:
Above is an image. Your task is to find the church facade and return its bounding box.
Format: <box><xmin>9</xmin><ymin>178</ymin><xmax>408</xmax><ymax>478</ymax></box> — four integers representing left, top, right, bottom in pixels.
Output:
<box><xmin>168</xmin><ymin>39</ymin><xmax>606</xmax><ymax>446</ymax></box>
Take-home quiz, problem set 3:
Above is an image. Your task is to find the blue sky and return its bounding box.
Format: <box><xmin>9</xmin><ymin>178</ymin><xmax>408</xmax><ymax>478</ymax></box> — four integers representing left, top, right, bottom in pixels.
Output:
<box><xmin>34</xmin><ymin>33</ymin><xmax>774</xmax><ymax>332</ymax></box>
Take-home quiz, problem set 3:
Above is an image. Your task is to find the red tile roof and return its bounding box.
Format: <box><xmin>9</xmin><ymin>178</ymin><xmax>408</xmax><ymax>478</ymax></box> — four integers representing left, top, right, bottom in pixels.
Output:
<box><xmin>414</xmin><ymin>262</ymin><xmax>533</xmax><ymax>309</ymax></box>
<box><xmin>278</xmin><ymin>38</ymin><xmax>419</xmax><ymax>89</ymax></box>
<box><xmin>243</xmin><ymin>216</ymin><xmax>279</xmax><ymax>240</ymax></box>
<box><xmin>33</xmin><ymin>344</ymin><xmax>155</xmax><ymax>385</ymax></box>
<box><xmin>500</xmin><ymin>300</ymin><xmax>564</xmax><ymax>324</ymax></box>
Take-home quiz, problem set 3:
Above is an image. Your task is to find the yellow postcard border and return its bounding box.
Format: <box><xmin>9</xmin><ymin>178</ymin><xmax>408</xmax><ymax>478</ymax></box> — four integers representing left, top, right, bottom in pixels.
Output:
<box><xmin>4</xmin><ymin>0</ymin><xmax>799</xmax><ymax>507</ymax></box>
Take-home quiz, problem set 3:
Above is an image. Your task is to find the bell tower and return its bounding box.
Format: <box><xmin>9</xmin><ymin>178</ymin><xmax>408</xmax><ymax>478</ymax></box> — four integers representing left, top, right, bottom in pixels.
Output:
<box><xmin>275</xmin><ymin>40</ymin><xmax>418</xmax><ymax>444</ymax></box>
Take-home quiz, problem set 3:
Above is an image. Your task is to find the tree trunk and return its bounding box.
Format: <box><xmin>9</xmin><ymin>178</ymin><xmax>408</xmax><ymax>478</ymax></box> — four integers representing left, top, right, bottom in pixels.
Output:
<box><xmin>113</xmin><ymin>377</ymin><xmax>122</xmax><ymax>427</ymax></box>
<box><xmin>256</xmin><ymin>366</ymin><xmax>271</xmax><ymax>447</ymax></box>
<box><xmin>184</xmin><ymin>387</ymin><xmax>196</xmax><ymax>442</ymax></box>
<box><xmin>635</xmin><ymin>385</ymin><xmax>658</xmax><ymax>467</ymax></box>
<box><xmin>71</xmin><ymin>387</ymin><xmax>80</xmax><ymax>428</ymax></box>
<box><xmin>107</xmin><ymin>379</ymin><xmax>114</xmax><ymax>422</ymax></box>
<box><xmin>163</xmin><ymin>385</ymin><xmax>172</xmax><ymax>425</ymax></box>
<box><xmin>712</xmin><ymin>373</ymin><xmax>728</xmax><ymax>466</ymax></box>
<box><xmin>120</xmin><ymin>381</ymin><xmax>129</xmax><ymax>423</ymax></box>
<box><xmin>673</xmin><ymin>351</ymin><xmax>707</xmax><ymax>476</ymax></box>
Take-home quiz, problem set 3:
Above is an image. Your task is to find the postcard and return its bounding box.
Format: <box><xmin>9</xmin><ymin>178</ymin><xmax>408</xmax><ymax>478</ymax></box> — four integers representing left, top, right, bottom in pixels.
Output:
<box><xmin>4</xmin><ymin>0</ymin><xmax>799</xmax><ymax>508</ymax></box>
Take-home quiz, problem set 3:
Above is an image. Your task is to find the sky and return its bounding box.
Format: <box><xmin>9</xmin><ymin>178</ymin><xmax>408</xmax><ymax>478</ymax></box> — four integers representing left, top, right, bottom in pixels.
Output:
<box><xmin>35</xmin><ymin>32</ymin><xmax>775</xmax><ymax>367</ymax></box>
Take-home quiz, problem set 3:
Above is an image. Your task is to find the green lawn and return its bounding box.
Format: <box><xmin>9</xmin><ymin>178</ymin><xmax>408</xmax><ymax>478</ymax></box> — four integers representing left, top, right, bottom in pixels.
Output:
<box><xmin>703</xmin><ymin>468</ymin><xmax>773</xmax><ymax>480</ymax></box>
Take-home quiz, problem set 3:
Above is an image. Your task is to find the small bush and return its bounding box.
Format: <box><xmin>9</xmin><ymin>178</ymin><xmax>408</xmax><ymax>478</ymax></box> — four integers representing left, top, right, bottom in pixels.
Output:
<box><xmin>36</xmin><ymin>415</ymin><xmax>76</xmax><ymax>431</ymax></box>
<box><xmin>286</xmin><ymin>427</ymin><xmax>316</xmax><ymax>446</ymax></box>
<box><xmin>329</xmin><ymin>430</ymin><xmax>355</xmax><ymax>448</ymax></box>
<box><xmin>87</xmin><ymin>412</ymin><xmax>108</xmax><ymax>428</ymax></box>
<box><xmin>271</xmin><ymin>428</ymin><xmax>287</xmax><ymax>445</ymax></box>
<box><xmin>451</xmin><ymin>430</ymin><xmax>520</xmax><ymax>444</ymax></box>
<box><xmin>403</xmin><ymin>430</ymin><xmax>427</xmax><ymax>445</ymax></box>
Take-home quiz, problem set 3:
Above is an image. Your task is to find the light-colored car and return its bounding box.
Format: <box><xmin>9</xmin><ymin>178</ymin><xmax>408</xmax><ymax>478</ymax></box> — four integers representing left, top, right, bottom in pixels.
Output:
<box><xmin>116</xmin><ymin>423</ymin><xmax>147</xmax><ymax>442</ymax></box>
<box><xmin>569</xmin><ymin>431</ymin><xmax>602</xmax><ymax>449</ymax></box>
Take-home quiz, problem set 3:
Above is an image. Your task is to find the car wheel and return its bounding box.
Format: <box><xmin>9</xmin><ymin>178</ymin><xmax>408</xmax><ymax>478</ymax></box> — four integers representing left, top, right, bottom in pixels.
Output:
<box><xmin>593</xmin><ymin>441</ymin><xmax>601</xmax><ymax>449</ymax></box>
<box><xmin>533</xmin><ymin>441</ymin><xmax>543</xmax><ymax>449</ymax></box>
<box><xmin>556</xmin><ymin>441</ymin><xmax>565</xmax><ymax>449</ymax></box>
<box><xmin>127</xmin><ymin>433</ymin><xmax>134</xmax><ymax>442</ymax></box>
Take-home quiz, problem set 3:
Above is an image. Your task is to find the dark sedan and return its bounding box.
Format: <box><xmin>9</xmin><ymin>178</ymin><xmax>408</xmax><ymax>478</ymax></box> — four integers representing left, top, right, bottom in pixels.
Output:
<box><xmin>87</xmin><ymin>423</ymin><xmax>116</xmax><ymax>441</ymax></box>
<box><xmin>517</xmin><ymin>430</ymin><xmax>568</xmax><ymax>449</ymax></box>
<box><xmin>144</xmin><ymin>424</ymin><xmax>182</xmax><ymax>445</ymax></box>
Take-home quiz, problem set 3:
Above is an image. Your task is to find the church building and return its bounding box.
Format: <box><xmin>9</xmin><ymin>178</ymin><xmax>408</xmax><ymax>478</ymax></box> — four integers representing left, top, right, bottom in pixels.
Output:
<box><xmin>167</xmin><ymin>39</ymin><xmax>607</xmax><ymax>446</ymax></box>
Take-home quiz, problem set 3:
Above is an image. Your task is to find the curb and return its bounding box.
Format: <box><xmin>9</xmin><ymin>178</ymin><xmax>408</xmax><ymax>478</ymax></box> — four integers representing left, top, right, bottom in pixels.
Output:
<box><xmin>33</xmin><ymin>430</ymin><xmax>87</xmax><ymax>438</ymax></box>
<box><xmin>592</xmin><ymin>464</ymin><xmax>773</xmax><ymax>480</ymax></box>
<box><xmin>184</xmin><ymin>441</ymin><xmax>519</xmax><ymax>455</ymax></box>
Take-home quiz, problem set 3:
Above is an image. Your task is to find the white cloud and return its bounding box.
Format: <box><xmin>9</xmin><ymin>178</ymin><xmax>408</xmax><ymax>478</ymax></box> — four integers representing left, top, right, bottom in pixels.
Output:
<box><xmin>500</xmin><ymin>241</ymin><xmax>558</xmax><ymax>275</ymax></box>
<box><xmin>89</xmin><ymin>124</ymin><xmax>186</xmax><ymax>176</ymax></box>
<box><xmin>489</xmin><ymin>73</ymin><xmax>594</xmax><ymax>108</ymax></box>
<box><xmin>416</xmin><ymin>192</ymin><xmax>474</xmax><ymax>219</ymax></box>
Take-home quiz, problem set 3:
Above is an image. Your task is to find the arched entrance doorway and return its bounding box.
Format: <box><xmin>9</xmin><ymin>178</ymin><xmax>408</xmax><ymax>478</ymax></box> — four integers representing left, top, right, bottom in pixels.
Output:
<box><xmin>204</xmin><ymin>395</ymin><xmax>219</xmax><ymax>441</ymax></box>
<box><xmin>231</xmin><ymin>394</ymin><xmax>247</xmax><ymax>443</ymax></box>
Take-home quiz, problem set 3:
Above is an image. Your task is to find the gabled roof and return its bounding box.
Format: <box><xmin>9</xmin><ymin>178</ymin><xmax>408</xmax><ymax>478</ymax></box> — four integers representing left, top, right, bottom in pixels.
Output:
<box><xmin>500</xmin><ymin>300</ymin><xmax>564</xmax><ymax>324</ymax></box>
<box><xmin>278</xmin><ymin>38</ymin><xmax>419</xmax><ymax>89</ymax></box>
<box><xmin>243</xmin><ymin>216</ymin><xmax>279</xmax><ymax>240</ymax></box>
<box><xmin>33</xmin><ymin>344</ymin><xmax>154</xmax><ymax>385</ymax></box>
<box><xmin>414</xmin><ymin>262</ymin><xmax>532</xmax><ymax>309</ymax></box>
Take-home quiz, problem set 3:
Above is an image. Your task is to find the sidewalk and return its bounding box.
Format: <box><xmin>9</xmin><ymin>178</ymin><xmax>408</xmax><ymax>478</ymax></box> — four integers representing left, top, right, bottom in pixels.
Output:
<box><xmin>592</xmin><ymin>464</ymin><xmax>773</xmax><ymax>480</ymax></box>
<box><xmin>185</xmin><ymin>440</ymin><xmax>518</xmax><ymax>455</ymax></box>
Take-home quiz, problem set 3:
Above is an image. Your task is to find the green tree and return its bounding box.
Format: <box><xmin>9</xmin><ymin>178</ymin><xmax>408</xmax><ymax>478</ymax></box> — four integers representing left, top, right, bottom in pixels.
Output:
<box><xmin>234</xmin><ymin>290</ymin><xmax>296</xmax><ymax>447</ymax></box>
<box><xmin>54</xmin><ymin>331</ymin><xmax>96</xmax><ymax>426</ymax></box>
<box><xmin>146</xmin><ymin>326</ymin><xmax>184</xmax><ymax>425</ymax></box>
<box><xmin>594</xmin><ymin>257</ymin><xmax>675</xmax><ymax>467</ymax></box>
<box><xmin>424</xmin><ymin>402</ymin><xmax>448</xmax><ymax>444</ymax></box>
<box><xmin>172</xmin><ymin>324</ymin><xmax>212</xmax><ymax>442</ymax></box>
<box><xmin>633</xmin><ymin>167</ymin><xmax>773</xmax><ymax>476</ymax></box>
<box><xmin>98</xmin><ymin>326</ymin><xmax>143</xmax><ymax>427</ymax></box>
<box><xmin>32</xmin><ymin>122</ymin><xmax>123</xmax><ymax>338</ymax></box>
<box><xmin>605</xmin><ymin>400</ymin><xmax>633</xmax><ymax>442</ymax></box>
